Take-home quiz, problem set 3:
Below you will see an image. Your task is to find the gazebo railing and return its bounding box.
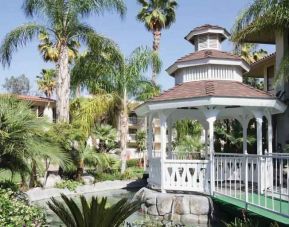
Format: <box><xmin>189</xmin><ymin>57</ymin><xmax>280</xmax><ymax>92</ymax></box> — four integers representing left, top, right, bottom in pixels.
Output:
<box><xmin>164</xmin><ymin>159</ymin><xmax>210</xmax><ymax>192</ymax></box>
<box><xmin>214</xmin><ymin>153</ymin><xmax>289</xmax><ymax>218</ymax></box>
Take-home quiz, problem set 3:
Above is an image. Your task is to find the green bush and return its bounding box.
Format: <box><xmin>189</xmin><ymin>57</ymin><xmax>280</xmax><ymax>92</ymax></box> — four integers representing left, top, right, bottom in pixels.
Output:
<box><xmin>127</xmin><ymin>159</ymin><xmax>139</xmax><ymax>168</ymax></box>
<box><xmin>55</xmin><ymin>180</ymin><xmax>83</xmax><ymax>191</ymax></box>
<box><xmin>0</xmin><ymin>180</ymin><xmax>19</xmax><ymax>191</ymax></box>
<box><xmin>0</xmin><ymin>188</ymin><xmax>45</xmax><ymax>226</ymax></box>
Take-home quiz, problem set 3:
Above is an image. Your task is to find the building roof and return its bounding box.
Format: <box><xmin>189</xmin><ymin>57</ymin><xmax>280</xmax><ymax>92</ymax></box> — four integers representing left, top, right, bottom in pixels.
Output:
<box><xmin>176</xmin><ymin>49</ymin><xmax>243</xmax><ymax>63</ymax></box>
<box><xmin>185</xmin><ymin>24</ymin><xmax>230</xmax><ymax>44</ymax></box>
<box><xmin>149</xmin><ymin>80</ymin><xmax>274</xmax><ymax>102</ymax></box>
<box><xmin>246</xmin><ymin>53</ymin><xmax>276</xmax><ymax>78</ymax></box>
<box><xmin>17</xmin><ymin>95</ymin><xmax>56</xmax><ymax>103</ymax></box>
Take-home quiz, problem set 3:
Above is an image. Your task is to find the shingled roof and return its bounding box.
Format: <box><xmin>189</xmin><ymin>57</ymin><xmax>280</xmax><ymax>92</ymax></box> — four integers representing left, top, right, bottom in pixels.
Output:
<box><xmin>150</xmin><ymin>80</ymin><xmax>274</xmax><ymax>102</ymax></box>
<box><xmin>17</xmin><ymin>95</ymin><xmax>55</xmax><ymax>103</ymax></box>
<box><xmin>176</xmin><ymin>49</ymin><xmax>243</xmax><ymax>63</ymax></box>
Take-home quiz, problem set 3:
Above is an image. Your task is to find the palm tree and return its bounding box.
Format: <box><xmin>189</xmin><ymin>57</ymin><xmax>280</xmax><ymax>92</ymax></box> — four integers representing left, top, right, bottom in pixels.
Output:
<box><xmin>93</xmin><ymin>124</ymin><xmax>117</xmax><ymax>153</ymax></box>
<box><xmin>137</xmin><ymin>0</ymin><xmax>177</xmax><ymax>84</ymax></box>
<box><xmin>232</xmin><ymin>0</ymin><xmax>289</xmax><ymax>83</ymax></box>
<box><xmin>0</xmin><ymin>0</ymin><xmax>126</xmax><ymax>123</ymax></box>
<box><xmin>72</xmin><ymin>46</ymin><xmax>161</xmax><ymax>173</ymax></box>
<box><xmin>0</xmin><ymin>95</ymin><xmax>70</xmax><ymax>188</ymax></box>
<box><xmin>38</xmin><ymin>31</ymin><xmax>80</xmax><ymax>63</ymax></box>
<box><xmin>48</xmin><ymin>194</ymin><xmax>140</xmax><ymax>227</ymax></box>
<box><xmin>234</xmin><ymin>43</ymin><xmax>267</xmax><ymax>64</ymax></box>
<box><xmin>36</xmin><ymin>69</ymin><xmax>56</xmax><ymax>98</ymax></box>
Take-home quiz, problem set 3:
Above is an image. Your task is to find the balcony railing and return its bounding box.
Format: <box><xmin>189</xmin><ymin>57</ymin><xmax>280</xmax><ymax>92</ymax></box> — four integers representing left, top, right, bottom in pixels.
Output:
<box><xmin>128</xmin><ymin>117</ymin><xmax>145</xmax><ymax>126</ymax></box>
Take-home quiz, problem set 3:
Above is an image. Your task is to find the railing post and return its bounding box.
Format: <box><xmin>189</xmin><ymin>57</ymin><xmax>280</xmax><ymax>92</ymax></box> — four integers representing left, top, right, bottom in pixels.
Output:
<box><xmin>245</xmin><ymin>155</ymin><xmax>248</xmax><ymax>204</ymax></box>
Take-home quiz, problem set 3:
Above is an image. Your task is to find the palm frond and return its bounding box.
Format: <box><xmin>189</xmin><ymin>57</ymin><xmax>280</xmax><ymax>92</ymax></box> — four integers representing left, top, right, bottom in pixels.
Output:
<box><xmin>0</xmin><ymin>23</ymin><xmax>46</xmax><ymax>66</ymax></box>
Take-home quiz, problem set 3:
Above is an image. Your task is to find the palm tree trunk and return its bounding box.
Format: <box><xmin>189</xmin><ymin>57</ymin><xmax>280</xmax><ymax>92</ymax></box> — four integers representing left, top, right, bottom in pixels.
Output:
<box><xmin>152</xmin><ymin>29</ymin><xmax>161</xmax><ymax>85</ymax></box>
<box><xmin>56</xmin><ymin>44</ymin><xmax>70</xmax><ymax>122</ymax></box>
<box><xmin>76</xmin><ymin>159</ymin><xmax>84</xmax><ymax>181</ymax></box>
<box><xmin>120</xmin><ymin>88</ymin><xmax>128</xmax><ymax>174</ymax></box>
<box><xmin>29</xmin><ymin>160</ymin><xmax>37</xmax><ymax>188</ymax></box>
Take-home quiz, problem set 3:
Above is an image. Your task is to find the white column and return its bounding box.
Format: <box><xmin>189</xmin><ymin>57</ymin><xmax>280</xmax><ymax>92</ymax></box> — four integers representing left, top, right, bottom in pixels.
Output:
<box><xmin>205</xmin><ymin>129</ymin><xmax>209</xmax><ymax>157</ymax></box>
<box><xmin>160</xmin><ymin>113</ymin><xmax>168</xmax><ymax>193</ymax></box>
<box><xmin>267</xmin><ymin>114</ymin><xmax>273</xmax><ymax>154</ymax></box>
<box><xmin>167</xmin><ymin>120</ymin><xmax>173</xmax><ymax>159</ymax></box>
<box><xmin>256</xmin><ymin>116</ymin><xmax>263</xmax><ymax>155</ymax></box>
<box><xmin>207</xmin><ymin>117</ymin><xmax>216</xmax><ymax>194</ymax></box>
<box><xmin>241</xmin><ymin>117</ymin><xmax>250</xmax><ymax>155</ymax></box>
<box><xmin>147</xmin><ymin>115</ymin><xmax>154</xmax><ymax>160</ymax></box>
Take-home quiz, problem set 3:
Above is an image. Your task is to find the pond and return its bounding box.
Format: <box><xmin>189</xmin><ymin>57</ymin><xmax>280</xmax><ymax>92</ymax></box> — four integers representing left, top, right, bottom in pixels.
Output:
<box><xmin>31</xmin><ymin>188</ymin><xmax>261</xmax><ymax>227</ymax></box>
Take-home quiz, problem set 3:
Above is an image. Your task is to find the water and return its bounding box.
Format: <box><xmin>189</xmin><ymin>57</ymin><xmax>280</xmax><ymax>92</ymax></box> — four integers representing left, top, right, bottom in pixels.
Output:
<box><xmin>32</xmin><ymin>188</ymin><xmax>228</xmax><ymax>227</ymax></box>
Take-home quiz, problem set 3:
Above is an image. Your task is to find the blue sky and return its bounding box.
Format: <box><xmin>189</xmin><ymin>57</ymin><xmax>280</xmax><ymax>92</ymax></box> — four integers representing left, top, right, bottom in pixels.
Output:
<box><xmin>0</xmin><ymin>0</ymin><xmax>274</xmax><ymax>94</ymax></box>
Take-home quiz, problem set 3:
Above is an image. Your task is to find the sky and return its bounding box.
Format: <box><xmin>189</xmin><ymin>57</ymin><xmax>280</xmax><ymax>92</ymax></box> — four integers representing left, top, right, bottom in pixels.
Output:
<box><xmin>0</xmin><ymin>0</ymin><xmax>274</xmax><ymax>95</ymax></box>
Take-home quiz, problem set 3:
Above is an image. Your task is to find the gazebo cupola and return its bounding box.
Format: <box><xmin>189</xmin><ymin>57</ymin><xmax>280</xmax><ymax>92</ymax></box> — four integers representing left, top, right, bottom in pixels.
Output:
<box><xmin>185</xmin><ymin>24</ymin><xmax>230</xmax><ymax>51</ymax></box>
<box><xmin>167</xmin><ymin>24</ymin><xmax>249</xmax><ymax>85</ymax></box>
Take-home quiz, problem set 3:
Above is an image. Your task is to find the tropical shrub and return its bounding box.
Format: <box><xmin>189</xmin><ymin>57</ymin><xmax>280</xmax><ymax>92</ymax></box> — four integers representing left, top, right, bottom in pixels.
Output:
<box><xmin>0</xmin><ymin>96</ymin><xmax>70</xmax><ymax>188</ymax></box>
<box><xmin>0</xmin><ymin>188</ymin><xmax>45</xmax><ymax>226</ymax></box>
<box><xmin>0</xmin><ymin>180</ymin><xmax>18</xmax><ymax>191</ymax></box>
<box><xmin>55</xmin><ymin>180</ymin><xmax>83</xmax><ymax>192</ymax></box>
<box><xmin>48</xmin><ymin>194</ymin><xmax>140</xmax><ymax>227</ymax></box>
<box><xmin>93</xmin><ymin>124</ymin><xmax>117</xmax><ymax>153</ymax></box>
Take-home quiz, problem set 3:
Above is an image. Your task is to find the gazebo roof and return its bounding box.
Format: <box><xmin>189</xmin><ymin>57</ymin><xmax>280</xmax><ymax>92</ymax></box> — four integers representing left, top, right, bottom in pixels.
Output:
<box><xmin>166</xmin><ymin>50</ymin><xmax>249</xmax><ymax>75</ymax></box>
<box><xmin>151</xmin><ymin>80</ymin><xmax>274</xmax><ymax>102</ymax></box>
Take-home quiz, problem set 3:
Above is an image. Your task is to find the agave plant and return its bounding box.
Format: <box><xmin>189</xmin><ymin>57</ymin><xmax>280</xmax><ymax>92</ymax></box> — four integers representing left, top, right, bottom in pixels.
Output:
<box><xmin>48</xmin><ymin>194</ymin><xmax>140</xmax><ymax>227</ymax></box>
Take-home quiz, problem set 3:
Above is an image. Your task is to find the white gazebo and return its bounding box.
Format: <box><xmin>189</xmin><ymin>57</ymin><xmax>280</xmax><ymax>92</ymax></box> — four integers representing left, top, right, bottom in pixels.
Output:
<box><xmin>135</xmin><ymin>24</ymin><xmax>287</xmax><ymax>206</ymax></box>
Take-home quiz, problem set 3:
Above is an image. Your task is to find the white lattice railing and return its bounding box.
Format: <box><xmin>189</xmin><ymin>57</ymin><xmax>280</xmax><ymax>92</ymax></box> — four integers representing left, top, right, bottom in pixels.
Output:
<box><xmin>164</xmin><ymin>159</ymin><xmax>210</xmax><ymax>192</ymax></box>
<box><xmin>214</xmin><ymin>153</ymin><xmax>289</xmax><ymax>218</ymax></box>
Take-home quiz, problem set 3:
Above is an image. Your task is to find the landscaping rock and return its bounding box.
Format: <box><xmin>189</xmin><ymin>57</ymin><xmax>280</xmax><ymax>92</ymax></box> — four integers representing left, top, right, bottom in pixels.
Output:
<box><xmin>173</xmin><ymin>196</ymin><xmax>190</xmax><ymax>215</ymax></box>
<box><xmin>180</xmin><ymin>214</ymin><xmax>199</xmax><ymax>224</ymax></box>
<box><xmin>147</xmin><ymin>205</ymin><xmax>159</xmax><ymax>216</ymax></box>
<box><xmin>44</xmin><ymin>174</ymin><xmax>61</xmax><ymax>188</ymax></box>
<box><xmin>81</xmin><ymin>175</ymin><xmax>95</xmax><ymax>185</ymax></box>
<box><xmin>189</xmin><ymin>196</ymin><xmax>210</xmax><ymax>215</ymax></box>
<box><xmin>156</xmin><ymin>194</ymin><xmax>174</xmax><ymax>215</ymax></box>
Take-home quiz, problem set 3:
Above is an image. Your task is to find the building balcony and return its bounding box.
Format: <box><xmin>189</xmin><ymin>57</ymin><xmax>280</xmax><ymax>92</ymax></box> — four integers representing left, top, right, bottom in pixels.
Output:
<box><xmin>128</xmin><ymin>117</ymin><xmax>145</xmax><ymax>126</ymax></box>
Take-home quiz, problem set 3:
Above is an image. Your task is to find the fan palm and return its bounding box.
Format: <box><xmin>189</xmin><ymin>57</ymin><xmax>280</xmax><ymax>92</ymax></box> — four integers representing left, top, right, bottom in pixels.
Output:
<box><xmin>92</xmin><ymin>124</ymin><xmax>117</xmax><ymax>153</ymax></box>
<box><xmin>137</xmin><ymin>0</ymin><xmax>177</xmax><ymax>84</ymax></box>
<box><xmin>72</xmin><ymin>46</ymin><xmax>161</xmax><ymax>173</ymax></box>
<box><xmin>0</xmin><ymin>0</ymin><xmax>126</xmax><ymax>122</ymax></box>
<box><xmin>234</xmin><ymin>43</ymin><xmax>267</xmax><ymax>64</ymax></box>
<box><xmin>36</xmin><ymin>69</ymin><xmax>56</xmax><ymax>98</ymax></box>
<box><xmin>0</xmin><ymin>95</ymin><xmax>70</xmax><ymax>187</ymax></box>
<box><xmin>48</xmin><ymin>194</ymin><xmax>140</xmax><ymax>227</ymax></box>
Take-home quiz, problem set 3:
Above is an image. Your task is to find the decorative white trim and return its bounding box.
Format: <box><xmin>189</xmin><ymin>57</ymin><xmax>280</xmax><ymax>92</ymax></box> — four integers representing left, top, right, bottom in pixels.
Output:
<box><xmin>185</xmin><ymin>28</ymin><xmax>230</xmax><ymax>43</ymax></box>
<box><xmin>135</xmin><ymin>96</ymin><xmax>287</xmax><ymax>116</ymax></box>
<box><xmin>167</xmin><ymin>58</ymin><xmax>250</xmax><ymax>76</ymax></box>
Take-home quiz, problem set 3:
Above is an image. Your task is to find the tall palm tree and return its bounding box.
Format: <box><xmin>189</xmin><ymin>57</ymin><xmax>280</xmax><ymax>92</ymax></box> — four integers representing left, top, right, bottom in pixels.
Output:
<box><xmin>38</xmin><ymin>31</ymin><xmax>80</xmax><ymax>63</ymax></box>
<box><xmin>36</xmin><ymin>69</ymin><xmax>56</xmax><ymax>98</ymax></box>
<box><xmin>48</xmin><ymin>194</ymin><xmax>140</xmax><ymax>227</ymax></box>
<box><xmin>232</xmin><ymin>0</ymin><xmax>289</xmax><ymax>82</ymax></box>
<box><xmin>0</xmin><ymin>0</ymin><xmax>126</xmax><ymax>123</ymax></box>
<box><xmin>137</xmin><ymin>0</ymin><xmax>177</xmax><ymax>84</ymax></box>
<box><xmin>72</xmin><ymin>46</ymin><xmax>161</xmax><ymax>173</ymax></box>
<box><xmin>0</xmin><ymin>96</ymin><xmax>70</xmax><ymax>188</ymax></box>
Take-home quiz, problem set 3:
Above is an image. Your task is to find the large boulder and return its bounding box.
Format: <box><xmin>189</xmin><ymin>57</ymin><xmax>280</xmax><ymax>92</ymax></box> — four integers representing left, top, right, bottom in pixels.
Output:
<box><xmin>156</xmin><ymin>194</ymin><xmax>174</xmax><ymax>215</ymax></box>
<box><xmin>189</xmin><ymin>195</ymin><xmax>211</xmax><ymax>215</ymax></box>
<box><xmin>173</xmin><ymin>196</ymin><xmax>191</xmax><ymax>215</ymax></box>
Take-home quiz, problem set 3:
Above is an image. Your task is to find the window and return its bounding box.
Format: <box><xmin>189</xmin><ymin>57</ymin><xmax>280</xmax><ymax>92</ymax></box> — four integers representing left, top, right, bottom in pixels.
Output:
<box><xmin>267</xmin><ymin>65</ymin><xmax>275</xmax><ymax>92</ymax></box>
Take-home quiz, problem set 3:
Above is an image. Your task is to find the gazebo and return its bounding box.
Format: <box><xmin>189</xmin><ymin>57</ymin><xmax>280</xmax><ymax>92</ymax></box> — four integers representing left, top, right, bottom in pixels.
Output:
<box><xmin>135</xmin><ymin>25</ymin><xmax>287</xmax><ymax>197</ymax></box>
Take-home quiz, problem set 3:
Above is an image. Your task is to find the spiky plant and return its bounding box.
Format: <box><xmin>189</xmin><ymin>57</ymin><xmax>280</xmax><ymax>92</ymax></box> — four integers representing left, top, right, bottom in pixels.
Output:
<box><xmin>47</xmin><ymin>194</ymin><xmax>140</xmax><ymax>227</ymax></box>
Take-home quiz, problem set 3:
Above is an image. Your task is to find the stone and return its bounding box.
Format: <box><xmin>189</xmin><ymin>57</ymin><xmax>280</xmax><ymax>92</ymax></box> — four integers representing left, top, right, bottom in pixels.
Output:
<box><xmin>164</xmin><ymin>213</ymin><xmax>181</xmax><ymax>223</ymax></box>
<box><xmin>180</xmin><ymin>214</ymin><xmax>199</xmax><ymax>224</ymax></box>
<box><xmin>198</xmin><ymin>214</ymin><xmax>209</xmax><ymax>224</ymax></box>
<box><xmin>173</xmin><ymin>196</ymin><xmax>190</xmax><ymax>215</ymax></box>
<box><xmin>44</xmin><ymin>174</ymin><xmax>61</xmax><ymax>188</ymax></box>
<box><xmin>189</xmin><ymin>195</ymin><xmax>210</xmax><ymax>215</ymax></box>
<box><xmin>147</xmin><ymin>205</ymin><xmax>159</xmax><ymax>216</ymax></box>
<box><xmin>81</xmin><ymin>175</ymin><xmax>95</xmax><ymax>185</ymax></box>
<box><xmin>156</xmin><ymin>194</ymin><xmax>174</xmax><ymax>215</ymax></box>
